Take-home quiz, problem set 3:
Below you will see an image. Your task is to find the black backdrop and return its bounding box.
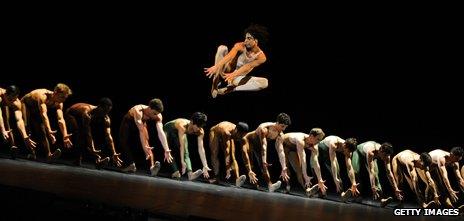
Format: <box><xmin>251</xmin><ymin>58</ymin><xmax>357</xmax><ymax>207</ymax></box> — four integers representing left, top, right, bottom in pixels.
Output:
<box><xmin>3</xmin><ymin>7</ymin><xmax>462</xmax><ymax>165</ymax></box>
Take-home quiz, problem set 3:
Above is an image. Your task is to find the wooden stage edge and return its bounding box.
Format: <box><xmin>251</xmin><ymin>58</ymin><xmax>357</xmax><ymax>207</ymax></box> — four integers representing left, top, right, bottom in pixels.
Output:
<box><xmin>0</xmin><ymin>158</ymin><xmax>446</xmax><ymax>221</ymax></box>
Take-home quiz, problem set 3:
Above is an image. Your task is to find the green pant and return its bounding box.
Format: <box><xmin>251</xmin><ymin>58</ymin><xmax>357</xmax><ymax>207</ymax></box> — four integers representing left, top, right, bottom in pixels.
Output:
<box><xmin>164</xmin><ymin>121</ymin><xmax>192</xmax><ymax>173</ymax></box>
<box><xmin>318</xmin><ymin>142</ymin><xmax>341</xmax><ymax>181</ymax></box>
<box><xmin>352</xmin><ymin>142</ymin><xmax>382</xmax><ymax>191</ymax></box>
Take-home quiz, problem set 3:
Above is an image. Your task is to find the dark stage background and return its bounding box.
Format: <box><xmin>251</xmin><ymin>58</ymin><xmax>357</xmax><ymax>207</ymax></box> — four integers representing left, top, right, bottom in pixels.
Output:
<box><xmin>1</xmin><ymin>6</ymin><xmax>463</xmax><ymax>220</ymax></box>
<box><xmin>4</xmin><ymin>8</ymin><xmax>462</xmax><ymax>152</ymax></box>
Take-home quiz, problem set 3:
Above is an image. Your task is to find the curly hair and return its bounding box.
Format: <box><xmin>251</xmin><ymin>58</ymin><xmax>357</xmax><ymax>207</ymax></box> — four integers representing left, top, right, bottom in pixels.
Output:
<box><xmin>244</xmin><ymin>23</ymin><xmax>269</xmax><ymax>45</ymax></box>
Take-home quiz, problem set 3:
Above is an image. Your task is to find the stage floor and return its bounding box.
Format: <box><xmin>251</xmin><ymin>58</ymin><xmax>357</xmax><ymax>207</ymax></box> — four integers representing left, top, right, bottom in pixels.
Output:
<box><xmin>0</xmin><ymin>157</ymin><xmax>461</xmax><ymax>221</ymax></box>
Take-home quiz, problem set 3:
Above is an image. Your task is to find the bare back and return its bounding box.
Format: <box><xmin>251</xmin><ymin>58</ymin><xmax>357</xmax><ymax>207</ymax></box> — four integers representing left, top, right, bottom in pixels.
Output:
<box><xmin>362</xmin><ymin>141</ymin><xmax>380</xmax><ymax>160</ymax></box>
<box><xmin>211</xmin><ymin>121</ymin><xmax>235</xmax><ymax>138</ymax></box>
<box><xmin>429</xmin><ymin>149</ymin><xmax>449</xmax><ymax>167</ymax></box>
<box><xmin>0</xmin><ymin>90</ymin><xmax>21</xmax><ymax>111</ymax></box>
<box><xmin>22</xmin><ymin>89</ymin><xmax>55</xmax><ymax>108</ymax></box>
<box><xmin>66</xmin><ymin>103</ymin><xmax>95</xmax><ymax>116</ymax></box>
<box><xmin>128</xmin><ymin>105</ymin><xmax>160</xmax><ymax>123</ymax></box>
<box><xmin>282</xmin><ymin>132</ymin><xmax>306</xmax><ymax>151</ymax></box>
<box><xmin>395</xmin><ymin>150</ymin><xmax>418</xmax><ymax>167</ymax></box>
<box><xmin>257</xmin><ymin>122</ymin><xmax>280</xmax><ymax>140</ymax></box>
<box><xmin>321</xmin><ymin>135</ymin><xmax>344</xmax><ymax>152</ymax></box>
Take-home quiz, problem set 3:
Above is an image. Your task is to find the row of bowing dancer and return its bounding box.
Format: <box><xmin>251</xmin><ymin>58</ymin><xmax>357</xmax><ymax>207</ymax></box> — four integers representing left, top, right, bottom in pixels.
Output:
<box><xmin>1</xmin><ymin>84</ymin><xmax>463</xmax><ymax>209</ymax></box>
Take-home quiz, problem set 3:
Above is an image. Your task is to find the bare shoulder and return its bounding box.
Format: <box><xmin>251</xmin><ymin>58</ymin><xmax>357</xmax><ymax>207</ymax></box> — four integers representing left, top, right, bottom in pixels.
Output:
<box><xmin>104</xmin><ymin>115</ymin><xmax>111</xmax><ymax>123</ymax></box>
<box><xmin>83</xmin><ymin>104</ymin><xmax>94</xmax><ymax>112</ymax></box>
<box><xmin>216</xmin><ymin>121</ymin><xmax>230</xmax><ymax>128</ymax></box>
<box><xmin>103</xmin><ymin>115</ymin><xmax>111</xmax><ymax>127</ymax></box>
<box><xmin>367</xmin><ymin>150</ymin><xmax>375</xmax><ymax>160</ymax></box>
<box><xmin>131</xmin><ymin>105</ymin><xmax>143</xmax><ymax>118</ymax></box>
<box><xmin>199</xmin><ymin>128</ymin><xmax>205</xmax><ymax>136</ymax></box>
<box><xmin>55</xmin><ymin>102</ymin><xmax>64</xmax><ymax>109</ymax></box>
<box><xmin>155</xmin><ymin>113</ymin><xmax>163</xmax><ymax>122</ymax></box>
<box><xmin>257</xmin><ymin>49</ymin><xmax>267</xmax><ymax>61</ymax></box>
<box><xmin>175</xmin><ymin>119</ymin><xmax>187</xmax><ymax>132</ymax></box>
<box><xmin>212</xmin><ymin>123</ymin><xmax>226</xmax><ymax>134</ymax></box>
<box><xmin>257</xmin><ymin>124</ymin><xmax>267</xmax><ymax>134</ymax></box>
<box><xmin>384</xmin><ymin>156</ymin><xmax>391</xmax><ymax>163</ymax></box>
<box><xmin>290</xmin><ymin>134</ymin><xmax>305</xmax><ymax>145</ymax></box>
<box><xmin>281</xmin><ymin>132</ymin><xmax>291</xmax><ymax>140</ymax></box>
<box><xmin>72</xmin><ymin>103</ymin><xmax>91</xmax><ymax>112</ymax></box>
<box><xmin>12</xmin><ymin>99</ymin><xmax>22</xmax><ymax>110</ymax></box>
<box><xmin>34</xmin><ymin>90</ymin><xmax>48</xmax><ymax>103</ymax></box>
<box><xmin>275</xmin><ymin>134</ymin><xmax>285</xmax><ymax>143</ymax></box>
